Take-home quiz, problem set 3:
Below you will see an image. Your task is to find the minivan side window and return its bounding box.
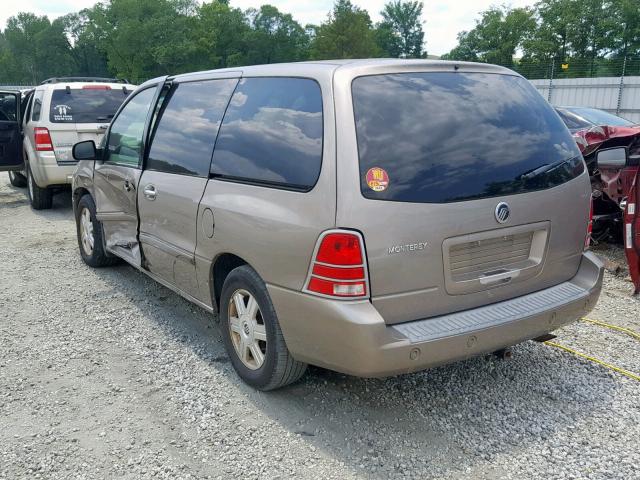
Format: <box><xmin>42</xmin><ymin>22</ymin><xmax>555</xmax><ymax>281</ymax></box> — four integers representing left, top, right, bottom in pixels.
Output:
<box><xmin>31</xmin><ymin>90</ymin><xmax>44</xmax><ymax>122</ymax></box>
<box><xmin>211</xmin><ymin>77</ymin><xmax>323</xmax><ymax>191</ymax></box>
<box><xmin>147</xmin><ymin>79</ymin><xmax>238</xmax><ymax>176</ymax></box>
<box><xmin>106</xmin><ymin>87</ymin><xmax>156</xmax><ymax>167</ymax></box>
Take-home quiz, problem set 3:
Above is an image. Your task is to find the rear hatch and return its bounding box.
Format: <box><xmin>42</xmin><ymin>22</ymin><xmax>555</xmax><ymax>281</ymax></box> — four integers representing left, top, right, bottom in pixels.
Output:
<box><xmin>47</xmin><ymin>85</ymin><xmax>132</xmax><ymax>163</ymax></box>
<box><xmin>335</xmin><ymin>67</ymin><xmax>591</xmax><ymax>325</ymax></box>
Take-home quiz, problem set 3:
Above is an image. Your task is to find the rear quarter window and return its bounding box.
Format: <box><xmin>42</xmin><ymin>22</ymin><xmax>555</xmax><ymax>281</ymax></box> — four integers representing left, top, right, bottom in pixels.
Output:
<box><xmin>49</xmin><ymin>87</ymin><xmax>131</xmax><ymax>124</ymax></box>
<box><xmin>210</xmin><ymin>77</ymin><xmax>323</xmax><ymax>191</ymax></box>
<box><xmin>352</xmin><ymin>72</ymin><xmax>584</xmax><ymax>203</ymax></box>
<box><xmin>31</xmin><ymin>90</ymin><xmax>44</xmax><ymax>122</ymax></box>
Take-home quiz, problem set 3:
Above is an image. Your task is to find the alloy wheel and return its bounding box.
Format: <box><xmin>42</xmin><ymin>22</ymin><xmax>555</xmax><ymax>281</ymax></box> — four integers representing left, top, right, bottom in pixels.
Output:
<box><xmin>228</xmin><ymin>289</ymin><xmax>267</xmax><ymax>370</ymax></box>
<box><xmin>80</xmin><ymin>207</ymin><xmax>95</xmax><ymax>256</ymax></box>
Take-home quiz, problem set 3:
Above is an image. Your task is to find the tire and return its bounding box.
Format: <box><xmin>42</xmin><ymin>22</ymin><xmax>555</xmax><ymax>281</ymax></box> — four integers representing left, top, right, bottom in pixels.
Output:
<box><xmin>27</xmin><ymin>164</ymin><xmax>53</xmax><ymax>210</ymax></box>
<box><xmin>220</xmin><ymin>265</ymin><xmax>307</xmax><ymax>390</ymax></box>
<box><xmin>76</xmin><ymin>194</ymin><xmax>118</xmax><ymax>268</ymax></box>
<box><xmin>8</xmin><ymin>170</ymin><xmax>27</xmax><ymax>188</ymax></box>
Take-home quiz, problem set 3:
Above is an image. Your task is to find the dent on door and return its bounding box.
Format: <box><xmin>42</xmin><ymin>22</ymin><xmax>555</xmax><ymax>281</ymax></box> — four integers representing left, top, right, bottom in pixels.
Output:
<box><xmin>94</xmin><ymin>163</ymin><xmax>143</xmax><ymax>264</ymax></box>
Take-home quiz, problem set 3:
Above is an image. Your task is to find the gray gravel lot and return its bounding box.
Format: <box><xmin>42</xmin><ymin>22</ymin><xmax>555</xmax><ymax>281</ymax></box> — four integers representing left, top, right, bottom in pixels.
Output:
<box><xmin>1</xmin><ymin>172</ymin><xmax>639</xmax><ymax>480</ymax></box>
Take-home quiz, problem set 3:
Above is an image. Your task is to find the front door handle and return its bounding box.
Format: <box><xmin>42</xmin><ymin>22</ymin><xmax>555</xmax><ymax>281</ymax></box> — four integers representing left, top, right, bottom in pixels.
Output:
<box><xmin>143</xmin><ymin>184</ymin><xmax>157</xmax><ymax>200</ymax></box>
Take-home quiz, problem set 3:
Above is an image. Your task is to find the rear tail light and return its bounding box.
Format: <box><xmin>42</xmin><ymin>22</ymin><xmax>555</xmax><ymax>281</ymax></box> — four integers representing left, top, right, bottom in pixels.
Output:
<box><xmin>305</xmin><ymin>231</ymin><xmax>369</xmax><ymax>298</ymax></box>
<box><xmin>34</xmin><ymin>127</ymin><xmax>53</xmax><ymax>151</ymax></box>
<box><xmin>82</xmin><ymin>85</ymin><xmax>111</xmax><ymax>90</ymax></box>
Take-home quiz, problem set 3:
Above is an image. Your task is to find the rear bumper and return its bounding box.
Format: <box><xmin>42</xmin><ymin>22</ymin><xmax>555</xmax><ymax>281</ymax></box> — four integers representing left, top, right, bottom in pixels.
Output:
<box><xmin>269</xmin><ymin>251</ymin><xmax>604</xmax><ymax>377</ymax></box>
<box><xmin>30</xmin><ymin>153</ymin><xmax>75</xmax><ymax>187</ymax></box>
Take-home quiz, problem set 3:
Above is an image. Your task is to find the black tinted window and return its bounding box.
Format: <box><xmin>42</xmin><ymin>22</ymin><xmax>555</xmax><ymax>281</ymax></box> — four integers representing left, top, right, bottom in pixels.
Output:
<box><xmin>211</xmin><ymin>77</ymin><xmax>323</xmax><ymax>190</ymax></box>
<box><xmin>147</xmin><ymin>79</ymin><xmax>237</xmax><ymax>176</ymax></box>
<box><xmin>50</xmin><ymin>87</ymin><xmax>131</xmax><ymax>123</ymax></box>
<box><xmin>0</xmin><ymin>93</ymin><xmax>17</xmax><ymax>121</ymax></box>
<box><xmin>31</xmin><ymin>90</ymin><xmax>43</xmax><ymax>121</ymax></box>
<box><xmin>352</xmin><ymin>72</ymin><xmax>584</xmax><ymax>203</ymax></box>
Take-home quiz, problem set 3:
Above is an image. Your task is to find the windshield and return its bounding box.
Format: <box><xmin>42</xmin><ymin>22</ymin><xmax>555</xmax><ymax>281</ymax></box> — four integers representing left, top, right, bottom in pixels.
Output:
<box><xmin>565</xmin><ymin>107</ymin><xmax>635</xmax><ymax>128</ymax></box>
<box><xmin>352</xmin><ymin>72</ymin><xmax>584</xmax><ymax>203</ymax></box>
<box><xmin>49</xmin><ymin>87</ymin><xmax>131</xmax><ymax>124</ymax></box>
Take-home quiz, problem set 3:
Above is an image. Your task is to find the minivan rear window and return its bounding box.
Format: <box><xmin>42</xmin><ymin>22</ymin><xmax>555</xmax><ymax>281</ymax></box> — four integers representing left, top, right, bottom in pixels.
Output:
<box><xmin>352</xmin><ymin>72</ymin><xmax>584</xmax><ymax>203</ymax></box>
<box><xmin>49</xmin><ymin>87</ymin><xmax>131</xmax><ymax>124</ymax></box>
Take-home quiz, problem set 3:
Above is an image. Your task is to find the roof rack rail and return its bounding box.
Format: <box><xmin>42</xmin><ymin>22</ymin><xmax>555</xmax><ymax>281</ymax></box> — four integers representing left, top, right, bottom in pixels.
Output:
<box><xmin>40</xmin><ymin>77</ymin><xmax>130</xmax><ymax>85</ymax></box>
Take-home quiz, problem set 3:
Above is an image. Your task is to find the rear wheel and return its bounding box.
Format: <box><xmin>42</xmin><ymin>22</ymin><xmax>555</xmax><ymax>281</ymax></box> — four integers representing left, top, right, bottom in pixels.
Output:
<box><xmin>76</xmin><ymin>195</ymin><xmax>118</xmax><ymax>268</ymax></box>
<box><xmin>8</xmin><ymin>171</ymin><xmax>27</xmax><ymax>188</ymax></box>
<box><xmin>27</xmin><ymin>165</ymin><xmax>53</xmax><ymax>210</ymax></box>
<box><xmin>220</xmin><ymin>265</ymin><xmax>307</xmax><ymax>390</ymax></box>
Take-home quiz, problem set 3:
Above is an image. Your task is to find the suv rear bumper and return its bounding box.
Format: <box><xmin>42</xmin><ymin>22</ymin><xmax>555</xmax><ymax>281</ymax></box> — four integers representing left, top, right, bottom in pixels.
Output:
<box><xmin>30</xmin><ymin>155</ymin><xmax>75</xmax><ymax>187</ymax></box>
<box><xmin>268</xmin><ymin>251</ymin><xmax>604</xmax><ymax>377</ymax></box>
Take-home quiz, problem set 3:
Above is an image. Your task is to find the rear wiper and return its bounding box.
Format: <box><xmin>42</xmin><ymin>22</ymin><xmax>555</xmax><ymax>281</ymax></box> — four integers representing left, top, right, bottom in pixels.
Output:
<box><xmin>518</xmin><ymin>158</ymin><xmax>571</xmax><ymax>181</ymax></box>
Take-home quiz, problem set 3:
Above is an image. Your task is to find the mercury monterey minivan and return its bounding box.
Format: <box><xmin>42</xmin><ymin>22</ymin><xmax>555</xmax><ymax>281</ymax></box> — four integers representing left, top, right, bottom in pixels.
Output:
<box><xmin>66</xmin><ymin>60</ymin><xmax>604</xmax><ymax>390</ymax></box>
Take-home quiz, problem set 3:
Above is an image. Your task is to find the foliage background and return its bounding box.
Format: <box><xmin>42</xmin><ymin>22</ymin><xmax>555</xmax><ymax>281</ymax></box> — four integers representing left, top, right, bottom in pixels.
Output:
<box><xmin>0</xmin><ymin>0</ymin><xmax>425</xmax><ymax>84</ymax></box>
<box><xmin>1</xmin><ymin>0</ymin><xmax>638</xmax><ymax>84</ymax></box>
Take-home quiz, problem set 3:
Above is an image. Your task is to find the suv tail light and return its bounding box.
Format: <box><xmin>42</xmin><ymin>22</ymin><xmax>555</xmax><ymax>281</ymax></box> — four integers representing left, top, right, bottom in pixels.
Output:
<box><xmin>82</xmin><ymin>85</ymin><xmax>111</xmax><ymax>90</ymax></box>
<box><xmin>305</xmin><ymin>231</ymin><xmax>369</xmax><ymax>298</ymax></box>
<box><xmin>34</xmin><ymin>127</ymin><xmax>53</xmax><ymax>151</ymax></box>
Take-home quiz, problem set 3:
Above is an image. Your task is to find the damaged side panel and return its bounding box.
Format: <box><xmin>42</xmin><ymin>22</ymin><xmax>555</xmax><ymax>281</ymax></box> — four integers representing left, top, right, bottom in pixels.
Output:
<box><xmin>92</xmin><ymin>163</ymin><xmax>143</xmax><ymax>266</ymax></box>
<box><xmin>624</xmin><ymin>171</ymin><xmax>640</xmax><ymax>294</ymax></box>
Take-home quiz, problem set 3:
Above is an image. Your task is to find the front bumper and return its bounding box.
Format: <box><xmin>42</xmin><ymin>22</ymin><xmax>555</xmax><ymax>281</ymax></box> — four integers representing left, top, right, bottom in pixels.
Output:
<box><xmin>268</xmin><ymin>251</ymin><xmax>604</xmax><ymax>377</ymax></box>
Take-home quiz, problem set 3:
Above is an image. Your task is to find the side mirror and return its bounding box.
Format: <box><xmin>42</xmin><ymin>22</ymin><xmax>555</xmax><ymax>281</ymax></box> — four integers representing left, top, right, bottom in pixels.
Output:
<box><xmin>72</xmin><ymin>140</ymin><xmax>98</xmax><ymax>161</ymax></box>
<box><xmin>596</xmin><ymin>147</ymin><xmax>627</xmax><ymax>169</ymax></box>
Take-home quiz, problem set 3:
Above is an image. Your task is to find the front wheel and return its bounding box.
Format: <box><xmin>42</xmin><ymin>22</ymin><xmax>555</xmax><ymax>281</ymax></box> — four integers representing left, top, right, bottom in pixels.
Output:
<box><xmin>220</xmin><ymin>265</ymin><xmax>307</xmax><ymax>390</ymax></box>
<box><xmin>76</xmin><ymin>195</ymin><xmax>118</xmax><ymax>268</ymax></box>
<box><xmin>8</xmin><ymin>170</ymin><xmax>27</xmax><ymax>188</ymax></box>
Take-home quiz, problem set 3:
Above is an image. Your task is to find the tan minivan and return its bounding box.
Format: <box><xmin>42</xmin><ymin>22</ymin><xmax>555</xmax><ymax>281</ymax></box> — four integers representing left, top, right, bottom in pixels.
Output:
<box><xmin>68</xmin><ymin>60</ymin><xmax>604</xmax><ymax>390</ymax></box>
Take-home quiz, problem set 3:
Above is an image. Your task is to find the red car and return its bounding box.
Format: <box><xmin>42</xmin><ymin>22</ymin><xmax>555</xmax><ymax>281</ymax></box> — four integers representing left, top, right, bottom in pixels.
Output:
<box><xmin>555</xmin><ymin>107</ymin><xmax>640</xmax><ymax>294</ymax></box>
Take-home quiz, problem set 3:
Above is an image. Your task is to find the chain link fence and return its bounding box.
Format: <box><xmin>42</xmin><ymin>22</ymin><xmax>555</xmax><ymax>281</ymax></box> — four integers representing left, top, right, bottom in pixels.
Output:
<box><xmin>506</xmin><ymin>56</ymin><xmax>640</xmax><ymax>80</ymax></box>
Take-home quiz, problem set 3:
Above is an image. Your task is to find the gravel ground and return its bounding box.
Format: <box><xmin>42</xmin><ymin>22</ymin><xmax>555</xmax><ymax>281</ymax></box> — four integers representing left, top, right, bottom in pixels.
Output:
<box><xmin>1</xmin><ymin>172</ymin><xmax>639</xmax><ymax>480</ymax></box>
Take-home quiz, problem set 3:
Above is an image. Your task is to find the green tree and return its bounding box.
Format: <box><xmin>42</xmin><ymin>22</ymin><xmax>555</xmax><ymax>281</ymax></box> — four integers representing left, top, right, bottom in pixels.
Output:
<box><xmin>85</xmin><ymin>0</ymin><xmax>201</xmax><ymax>81</ymax></box>
<box><xmin>1</xmin><ymin>12</ymin><xmax>76</xmax><ymax>83</ymax></box>
<box><xmin>443</xmin><ymin>6</ymin><xmax>535</xmax><ymax>67</ymax></box>
<box><xmin>244</xmin><ymin>5</ymin><xmax>310</xmax><ymax>64</ymax></box>
<box><xmin>377</xmin><ymin>0</ymin><xmax>425</xmax><ymax>58</ymax></box>
<box><xmin>605</xmin><ymin>0</ymin><xmax>640</xmax><ymax>57</ymax></box>
<box><xmin>57</xmin><ymin>12</ymin><xmax>110</xmax><ymax>77</ymax></box>
<box><xmin>196</xmin><ymin>0</ymin><xmax>249</xmax><ymax>68</ymax></box>
<box><xmin>311</xmin><ymin>0</ymin><xmax>381</xmax><ymax>59</ymax></box>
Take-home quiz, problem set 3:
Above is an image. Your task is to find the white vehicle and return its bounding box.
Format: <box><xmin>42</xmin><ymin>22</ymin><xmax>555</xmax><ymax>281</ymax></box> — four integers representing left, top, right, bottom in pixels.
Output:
<box><xmin>7</xmin><ymin>77</ymin><xmax>136</xmax><ymax>209</ymax></box>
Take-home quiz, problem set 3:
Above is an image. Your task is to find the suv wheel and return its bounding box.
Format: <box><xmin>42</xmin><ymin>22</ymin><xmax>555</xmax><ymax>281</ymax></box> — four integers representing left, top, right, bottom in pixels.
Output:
<box><xmin>76</xmin><ymin>195</ymin><xmax>118</xmax><ymax>268</ymax></box>
<box><xmin>220</xmin><ymin>265</ymin><xmax>307</xmax><ymax>390</ymax></box>
<box><xmin>27</xmin><ymin>165</ymin><xmax>53</xmax><ymax>210</ymax></box>
<box><xmin>8</xmin><ymin>171</ymin><xmax>27</xmax><ymax>188</ymax></box>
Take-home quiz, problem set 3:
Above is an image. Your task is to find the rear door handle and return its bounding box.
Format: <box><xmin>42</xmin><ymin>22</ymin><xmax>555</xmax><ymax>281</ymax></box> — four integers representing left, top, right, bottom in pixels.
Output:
<box><xmin>479</xmin><ymin>269</ymin><xmax>520</xmax><ymax>285</ymax></box>
<box><xmin>143</xmin><ymin>184</ymin><xmax>157</xmax><ymax>200</ymax></box>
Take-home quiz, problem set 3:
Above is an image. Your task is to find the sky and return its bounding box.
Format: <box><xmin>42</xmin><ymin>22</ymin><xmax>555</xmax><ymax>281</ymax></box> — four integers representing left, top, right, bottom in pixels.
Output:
<box><xmin>0</xmin><ymin>0</ymin><xmax>537</xmax><ymax>56</ymax></box>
